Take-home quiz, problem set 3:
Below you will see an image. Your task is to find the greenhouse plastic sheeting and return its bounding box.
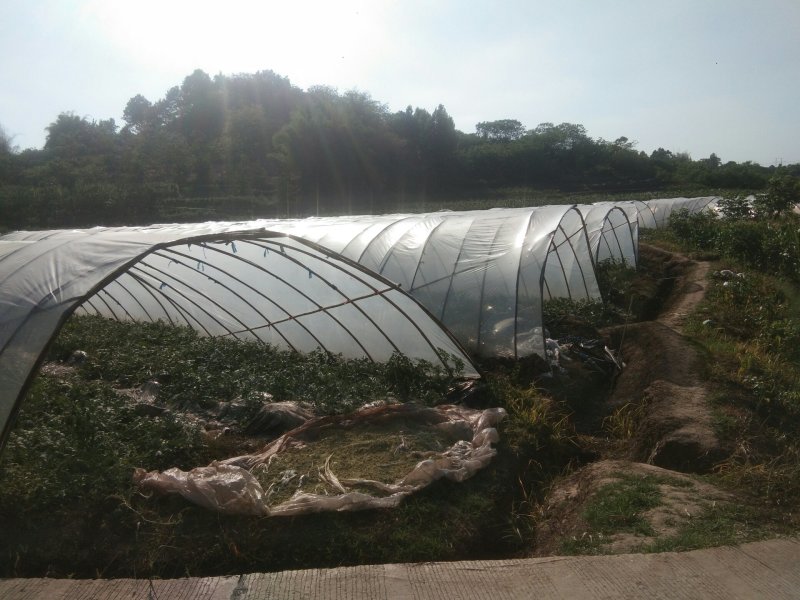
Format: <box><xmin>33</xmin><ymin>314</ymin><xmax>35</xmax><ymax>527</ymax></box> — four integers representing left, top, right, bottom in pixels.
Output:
<box><xmin>0</xmin><ymin>226</ymin><xmax>477</xmax><ymax>450</ymax></box>
<box><xmin>133</xmin><ymin>403</ymin><xmax>507</xmax><ymax>516</ymax></box>
<box><xmin>251</xmin><ymin>205</ymin><xmax>601</xmax><ymax>359</ymax></box>
<box><xmin>0</xmin><ymin>198</ymin><xmax>719</xmax><ymax>452</ymax></box>
<box><xmin>577</xmin><ymin>203</ymin><xmax>639</xmax><ymax>266</ymax></box>
<box><xmin>641</xmin><ymin>196</ymin><xmax>720</xmax><ymax>228</ymax></box>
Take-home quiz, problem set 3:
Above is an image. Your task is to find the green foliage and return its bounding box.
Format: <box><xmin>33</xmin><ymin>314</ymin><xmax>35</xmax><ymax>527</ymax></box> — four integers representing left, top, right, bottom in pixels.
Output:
<box><xmin>716</xmin><ymin>220</ymin><xmax>800</xmax><ymax>279</ymax></box>
<box><xmin>704</xmin><ymin>270</ymin><xmax>790</xmax><ymax>340</ymax></box>
<box><xmin>0</xmin><ymin>375</ymin><xmax>206</xmax><ymax>516</ymax></box>
<box><xmin>0</xmin><ymin>314</ymin><xmax>583</xmax><ymax>578</ymax></box>
<box><xmin>716</xmin><ymin>195</ymin><xmax>752</xmax><ymax>220</ymax></box>
<box><xmin>543</xmin><ymin>297</ymin><xmax>625</xmax><ymax>335</ymax></box>
<box><xmin>666</xmin><ymin>205</ymin><xmax>800</xmax><ymax>281</ymax></box>
<box><xmin>0</xmin><ymin>64</ymin><xmax>787</xmax><ymax>228</ymax></box>
<box><xmin>753</xmin><ymin>173</ymin><xmax>800</xmax><ymax>217</ymax></box>
<box><xmin>595</xmin><ymin>258</ymin><xmax>637</xmax><ymax>306</ymax></box>
<box><xmin>642</xmin><ymin>502</ymin><xmax>780</xmax><ymax>553</ymax></box>
<box><xmin>49</xmin><ymin>316</ymin><xmax>459</xmax><ymax>414</ymax></box>
<box><xmin>668</xmin><ymin>208</ymin><xmax>719</xmax><ymax>250</ymax></box>
<box><xmin>475</xmin><ymin>119</ymin><xmax>526</xmax><ymax>141</ymax></box>
<box><xmin>685</xmin><ymin>265</ymin><xmax>800</xmax><ymax>510</ymax></box>
<box><xmin>560</xmin><ymin>475</ymin><xmax>663</xmax><ymax>554</ymax></box>
<box><xmin>582</xmin><ymin>475</ymin><xmax>661</xmax><ymax>535</ymax></box>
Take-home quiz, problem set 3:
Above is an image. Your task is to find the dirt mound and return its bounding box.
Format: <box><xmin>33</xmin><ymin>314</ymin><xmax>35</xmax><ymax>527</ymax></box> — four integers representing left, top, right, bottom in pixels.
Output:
<box><xmin>607</xmin><ymin>321</ymin><xmax>724</xmax><ymax>472</ymax></box>
<box><xmin>533</xmin><ymin>249</ymin><xmax>732</xmax><ymax>556</ymax></box>
<box><xmin>533</xmin><ymin>459</ymin><xmax>733</xmax><ymax>556</ymax></box>
<box><xmin>605</xmin><ymin>259</ymin><xmax>724</xmax><ymax>472</ymax></box>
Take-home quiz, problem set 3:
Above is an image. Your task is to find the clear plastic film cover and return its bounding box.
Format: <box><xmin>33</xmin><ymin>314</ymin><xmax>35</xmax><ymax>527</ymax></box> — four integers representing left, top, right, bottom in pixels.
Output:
<box><xmin>0</xmin><ymin>226</ymin><xmax>477</xmax><ymax>450</ymax></box>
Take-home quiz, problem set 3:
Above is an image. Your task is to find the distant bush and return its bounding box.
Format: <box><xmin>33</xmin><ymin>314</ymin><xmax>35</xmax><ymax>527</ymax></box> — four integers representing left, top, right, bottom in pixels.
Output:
<box><xmin>666</xmin><ymin>205</ymin><xmax>800</xmax><ymax>282</ymax></box>
<box><xmin>716</xmin><ymin>196</ymin><xmax>753</xmax><ymax>220</ymax></box>
<box><xmin>668</xmin><ymin>208</ymin><xmax>718</xmax><ymax>250</ymax></box>
<box><xmin>753</xmin><ymin>173</ymin><xmax>800</xmax><ymax>218</ymax></box>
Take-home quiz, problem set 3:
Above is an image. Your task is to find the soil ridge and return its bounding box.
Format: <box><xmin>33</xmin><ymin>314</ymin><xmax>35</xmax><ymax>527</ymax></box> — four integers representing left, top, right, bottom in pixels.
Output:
<box><xmin>534</xmin><ymin>249</ymin><xmax>729</xmax><ymax>555</ymax></box>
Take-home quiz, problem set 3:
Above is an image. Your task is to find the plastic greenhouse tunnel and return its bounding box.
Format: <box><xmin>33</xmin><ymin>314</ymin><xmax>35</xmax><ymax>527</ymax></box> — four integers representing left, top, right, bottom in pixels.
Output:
<box><xmin>0</xmin><ymin>225</ymin><xmax>478</xmax><ymax>451</ymax></box>
<box><xmin>0</xmin><ymin>198</ymin><xmax>721</xmax><ymax>454</ymax></box>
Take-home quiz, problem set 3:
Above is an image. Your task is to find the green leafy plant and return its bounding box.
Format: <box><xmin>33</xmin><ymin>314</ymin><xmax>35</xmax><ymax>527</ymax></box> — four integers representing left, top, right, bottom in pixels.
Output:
<box><xmin>753</xmin><ymin>173</ymin><xmax>800</xmax><ymax>218</ymax></box>
<box><xmin>49</xmin><ymin>316</ymin><xmax>460</xmax><ymax>414</ymax></box>
<box><xmin>1</xmin><ymin>314</ymin><xmax>584</xmax><ymax>578</ymax></box>
<box><xmin>716</xmin><ymin>195</ymin><xmax>752</xmax><ymax>220</ymax></box>
<box><xmin>668</xmin><ymin>208</ymin><xmax>718</xmax><ymax>250</ymax></box>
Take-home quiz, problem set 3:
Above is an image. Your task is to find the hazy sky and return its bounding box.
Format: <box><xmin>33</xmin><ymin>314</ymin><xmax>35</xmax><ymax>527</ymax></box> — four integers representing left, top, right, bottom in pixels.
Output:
<box><xmin>1</xmin><ymin>0</ymin><xmax>798</xmax><ymax>166</ymax></box>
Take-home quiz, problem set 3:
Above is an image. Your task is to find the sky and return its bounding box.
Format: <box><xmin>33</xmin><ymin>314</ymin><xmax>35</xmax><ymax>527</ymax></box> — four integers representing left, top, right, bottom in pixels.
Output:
<box><xmin>1</xmin><ymin>0</ymin><xmax>798</xmax><ymax>166</ymax></box>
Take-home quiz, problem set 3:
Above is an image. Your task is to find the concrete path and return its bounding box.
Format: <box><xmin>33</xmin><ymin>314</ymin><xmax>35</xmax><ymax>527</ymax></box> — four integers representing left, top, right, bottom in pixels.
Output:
<box><xmin>2</xmin><ymin>537</ymin><xmax>798</xmax><ymax>599</ymax></box>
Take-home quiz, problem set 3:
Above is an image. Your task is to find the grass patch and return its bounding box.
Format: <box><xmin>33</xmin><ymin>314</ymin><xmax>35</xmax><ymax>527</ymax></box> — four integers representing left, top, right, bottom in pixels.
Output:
<box><xmin>558</xmin><ymin>472</ymin><xmax>701</xmax><ymax>556</ymax></box>
<box><xmin>642</xmin><ymin>501</ymin><xmax>782</xmax><ymax>553</ymax></box>
<box><xmin>582</xmin><ymin>475</ymin><xmax>662</xmax><ymax>536</ymax></box>
<box><xmin>603</xmin><ymin>401</ymin><xmax>646</xmax><ymax>440</ymax></box>
<box><xmin>559</xmin><ymin>474</ymin><xmax>665</xmax><ymax>555</ymax></box>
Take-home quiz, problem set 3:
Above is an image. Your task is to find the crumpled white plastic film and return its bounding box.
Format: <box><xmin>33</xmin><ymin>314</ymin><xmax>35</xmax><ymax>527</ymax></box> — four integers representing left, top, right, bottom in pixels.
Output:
<box><xmin>133</xmin><ymin>403</ymin><xmax>506</xmax><ymax>517</ymax></box>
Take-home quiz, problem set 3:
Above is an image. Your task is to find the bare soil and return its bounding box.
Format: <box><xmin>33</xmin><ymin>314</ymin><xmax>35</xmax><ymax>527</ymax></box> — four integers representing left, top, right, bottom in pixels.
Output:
<box><xmin>534</xmin><ymin>247</ymin><xmax>733</xmax><ymax>555</ymax></box>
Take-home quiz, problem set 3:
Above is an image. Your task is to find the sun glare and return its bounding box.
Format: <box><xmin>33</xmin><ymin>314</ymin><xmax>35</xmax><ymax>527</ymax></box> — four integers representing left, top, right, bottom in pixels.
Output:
<box><xmin>83</xmin><ymin>0</ymin><xmax>387</xmax><ymax>90</ymax></box>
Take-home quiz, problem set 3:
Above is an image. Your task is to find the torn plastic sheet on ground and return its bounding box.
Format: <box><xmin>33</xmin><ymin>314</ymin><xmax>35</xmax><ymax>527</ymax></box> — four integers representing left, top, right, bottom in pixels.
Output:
<box><xmin>545</xmin><ymin>336</ymin><xmax>624</xmax><ymax>376</ymax></box>
<box><xmin>133</xmin><ymin>403</ymin><xmax>506</xmax><ymax>517</ymax></box>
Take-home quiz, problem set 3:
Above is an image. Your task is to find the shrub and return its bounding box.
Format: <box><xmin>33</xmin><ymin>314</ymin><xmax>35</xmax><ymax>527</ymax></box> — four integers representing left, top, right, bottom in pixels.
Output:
<box><xmin>716</xmin><ymin>196</ymin><xmax>752</xmax><ymax>220</ymax></box>
<box><xmin>665</xmin><ymin>203</ymin><xmax>800</xmax><ymax>282</ymax></box>
<box><xmin>668</xmin><ymin>208</ymin><xmax>718</xmax><ymax>250</ymax></box>
<box><xmin>715</xmin><ymin>220</ymin><xmax>800</xmax><ymax>280</ymax></box>
<box><xmin>753</xmin><ymin>173</ymin><xmax>800</xmax><ymax>218</ymax></box>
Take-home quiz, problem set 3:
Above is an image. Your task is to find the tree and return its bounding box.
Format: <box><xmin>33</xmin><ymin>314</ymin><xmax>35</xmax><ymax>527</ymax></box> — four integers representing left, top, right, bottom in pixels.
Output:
<box><xmin>0</xmin><ymin>122</ymin><xmax>17</xmax><ymax>186</ymax></box>
<box><xmin>753</xmin><ymin>173</ymin><xmax>800</xmax><ymax>217</ymax></box>
<box><xmin>475</xmin><ymin>119</ymin><xmax>525</xmax><ymax>141</ymax></box>
<box><xmin>612</xmin><ymin>136</ymin><xmax>635</xmax><ymax>150</ymax></box>
<box><xmin>122</xmin><ymin>94</ymin><xmax>155</xmax><ymax>134</ymax></box>
<box><xmin>0</xmin><ymin>123</ymin><xmax>15</xmax><ymax>155</ymax></box>
<box><xmin>273</xmin><ymin>87</ymin><xmax>403</xmax><ymax>212</ymax></box>
<box><xmin>698</xmin><ymin>153</ymin><xmax>722</xmax><ymax>170</ymax></box>
<box><xmin>422</xmin><ymin>105</ymin><xmax>458</xmax><ymax>186</ymax></box>
<box><xmin>44</xmin><ymin>112</ymin><xmax>117</xmax><ymax>157</ymax></box>
<box><xmin>154</xmin><ymin>86</ymin><xmax>182</xmax><ymax>128</ymax></box>
<box><xmin>180</xmin><ymin>70</ymin><xmax>224</xmax><ymax>144</ymax></box>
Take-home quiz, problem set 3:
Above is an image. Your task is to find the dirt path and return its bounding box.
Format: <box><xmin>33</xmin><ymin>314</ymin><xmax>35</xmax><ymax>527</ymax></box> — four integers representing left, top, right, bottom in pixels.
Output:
<box><xmin>630</xmin><ymin>258</ymin><xmax>720</xmax><ymax>471</ymax></box>
<box><xmin>534</xmin><ymin>249</ymin><xmax>730</xmax><ymax>556</ymax></box>
<box><xmin>660</xmin><ymin>260</ymin><xmax>711</xmax><ymax>329</ymax></box>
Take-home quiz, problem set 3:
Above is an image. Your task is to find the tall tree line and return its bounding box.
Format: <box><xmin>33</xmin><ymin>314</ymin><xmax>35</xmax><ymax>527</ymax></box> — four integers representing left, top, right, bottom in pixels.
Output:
<box><xmin>0</xmin><ymin>68</ymin><xmax>794</xmax><ymax>229</ymax></box>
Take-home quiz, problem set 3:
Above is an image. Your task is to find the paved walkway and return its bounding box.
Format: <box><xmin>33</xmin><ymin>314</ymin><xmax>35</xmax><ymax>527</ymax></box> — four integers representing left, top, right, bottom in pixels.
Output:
<box><xmin>2</xmin><ymin>537</ymin><xmax>798</xmax><ymax>599</ymax></box>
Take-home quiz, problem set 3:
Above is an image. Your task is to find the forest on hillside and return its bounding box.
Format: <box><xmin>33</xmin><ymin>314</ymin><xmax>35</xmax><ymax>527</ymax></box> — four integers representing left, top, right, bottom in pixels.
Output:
<box><xmin>1</xmin><ymin>68</ymin><xmax>797</xmax><ymax>229</ymax></box>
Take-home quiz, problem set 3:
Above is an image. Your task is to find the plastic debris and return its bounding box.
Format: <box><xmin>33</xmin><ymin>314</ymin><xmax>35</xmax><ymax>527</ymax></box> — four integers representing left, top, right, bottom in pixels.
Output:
<box><xmin>133</xmin><ymin>463</ymin><xmax>269</xmax><ymax>516</ymax></box>
<box><xmin>134</xmin><ymin>403</ymin><xmax>506</xmax><ymax>517</ymax></box>
<box><xmin>546</xmin><ymin>336</ymin><xmax>623</xmax><ymax>376</ymax></box>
